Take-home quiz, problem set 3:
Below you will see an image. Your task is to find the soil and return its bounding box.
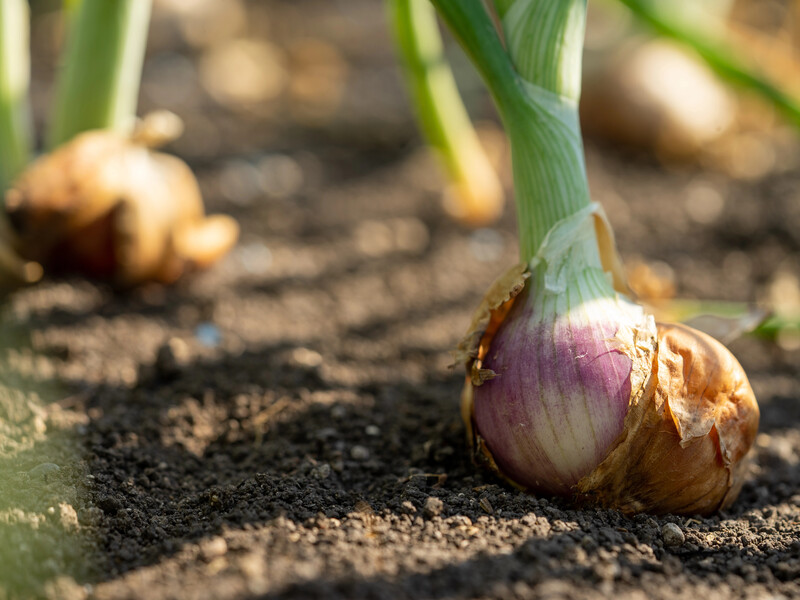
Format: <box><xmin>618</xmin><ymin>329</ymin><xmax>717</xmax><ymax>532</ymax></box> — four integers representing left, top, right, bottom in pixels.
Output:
<box><xmin>1</xmin><ymin>1</ymin><xmax>799</xmax><ymax>599</ymax></box>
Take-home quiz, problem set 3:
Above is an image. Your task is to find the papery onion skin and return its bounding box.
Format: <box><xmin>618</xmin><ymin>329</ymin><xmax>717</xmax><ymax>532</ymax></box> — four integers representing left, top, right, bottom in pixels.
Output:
<box><xmin>460</xmin><ymin>266</ymin><xmax>760</xmax><ymax>516</ymax></box>
<box><xmin>4</xmin><ymin>126</ymin><xmax>238</xmax><ymax>286</ymax></box>
<box><xmin>577</xmin><ymin>322</ymin><xmax>759</xmax><ymax>515</ymax></box>
<box><xmin>473</xmin><ymin>283</ymin><xmax>643</xmax><ymax>495</ymax></box>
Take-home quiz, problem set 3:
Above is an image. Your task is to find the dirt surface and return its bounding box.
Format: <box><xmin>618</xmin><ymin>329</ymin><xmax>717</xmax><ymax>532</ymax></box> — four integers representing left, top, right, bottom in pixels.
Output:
<box><xmin>1</xmin><ymin>1</ymin><xmax>799</xmax><ymax>599</ymax></box>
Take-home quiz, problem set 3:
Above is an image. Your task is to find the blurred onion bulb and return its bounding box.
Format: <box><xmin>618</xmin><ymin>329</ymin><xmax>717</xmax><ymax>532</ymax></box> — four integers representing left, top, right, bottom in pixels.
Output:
<box><xmin>458</xmin><ymin>205</ymin><xmax>759</xmax><ymax>515</ymax></box>
<box><xmin>5</xmin><ymin>111</ymin><xmax>239</xmax><ymax>286</ymax></box>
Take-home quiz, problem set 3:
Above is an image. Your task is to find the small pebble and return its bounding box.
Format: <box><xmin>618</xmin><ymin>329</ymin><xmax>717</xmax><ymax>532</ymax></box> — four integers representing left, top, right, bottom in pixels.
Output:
<box><xmin>662</xmin><ymin>523</ymin><xmax>685</xmax><ymax>547</ymax></box>
<box><xmin>291</xmin><ymin>347</ymin><xmax>323</xmax><ymax>368</ymax></box>
<box><xmin>28</xmin><ymin>463</ymin><xmax>61</xmax><ymax>481</ymax></box>
<box><xmin>479</xmin><ymin>496</ymin><xmax>494</xmax><ymax>515</ymax></box>
<box><xmin>97</xmin><ymin>495</ymin><xmax>121</xmax><ymax>515</ymax></box>
<box><xmin>365</xmin><ymin>425</ymin><xmax>381</xmax><ymax>437</ymax></box>
<box><xmin>350</xmin><ymin>445</ymin><xmax>370</xmax><ymax>460</ymax></box>
<box><xmin>238</xmin><ymin>552</ymin><xmax>268</xmax><ymax>595</ymax></box>
<box><xmin>257</xmin><ymin>154</ymin><xmax>304</xmax><ymax>199</ymax></box>
<box><xmin>401</xmin><ymin>500</ymin><xmax>417</xmax><ymax>515</ymax></box>
<box><xmin>200</xmin><ymin>536</ymin><xmax>228</xmax><ymax>561</ymax></box>
<box><xmin>315</xmin><ymin>427</ymin><xmax>338</xmax><ymax>440</ymax></box>
<box><xmin>43</xmin><ymin>575</ymin><xmax>87</xmax><ymax>600</ymax></box>
<box><xmin>237</xmin><ymin>242</ymin><xmax>273</xmax><ymax>275</ymax></box>
<box><xmin>155</xmin><ymin>338</ymin><xmax>189</xmax><ymax>377</ymax></box>
<box><xmin>423</xmin><ymin>496</ymin><xmax>444</xmax><ymax>518</ymax></box>
<box><xmin>217</xmin><ymin>159</ymin><xmax>262</xmax><ymax>206</ymax></box>
<box><xmin>33</xmin><ymin>415</ymin><xmax>47</xmax><ymax>435</ymax></box>
<box><xmin>195</xmin><ymin>322</ymin><xmax>222</xmax><ymax>347</ymax></box>
<box><xmin>310</xmin><ymin>463</ymin><xmax>331</xmax><ymax>480</ymax></box>
<box><xmin>59</xmin><ymin>503</ymin><xmax>80</xmax><ymax>533</ymax></box>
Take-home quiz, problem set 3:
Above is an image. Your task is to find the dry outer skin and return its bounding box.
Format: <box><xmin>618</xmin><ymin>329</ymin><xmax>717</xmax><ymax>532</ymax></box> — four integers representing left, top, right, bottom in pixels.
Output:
<box><xmin>5</xmin><ymin>123</ymin><xmax>239</xmax><ymax>286</ymax></box>
<box><xmin>454</xmin><ymin>263</ymin><xmax>529</xmax><ymax>376</ymax></box>
<box><xmin>461</xmin><ymin>268</ymin><xmax>759</xmax><ymax>515</ymax></box>
<box><xmin>457</xmin><ymin>263</ymin><xmax>529</xmax><ymax>481</ymax></box>
<box><xmin>577</xmin><ymin>323</ymin><xmax>760</xmax><ymax>515</ymax></box>
<box><xmin>592</xmin><ymin>206</ymin><xmax>630</xmax><ymax>295</ymax></box>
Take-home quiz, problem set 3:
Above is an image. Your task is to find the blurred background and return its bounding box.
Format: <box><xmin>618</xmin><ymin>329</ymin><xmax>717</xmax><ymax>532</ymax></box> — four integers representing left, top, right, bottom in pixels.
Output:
<box><xmin>19</xmin><ymin>0</ymin><xmax>800</xmax><ymax>326</ymax></box>
<box><xmin>0</xmin><ymin>0</ymin><xmax>798</xmax><ymax>597</ymax></box>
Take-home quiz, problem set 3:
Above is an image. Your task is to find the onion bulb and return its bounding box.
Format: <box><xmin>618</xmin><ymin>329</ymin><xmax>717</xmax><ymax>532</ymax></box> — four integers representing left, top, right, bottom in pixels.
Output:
<box><xmin>4</xmin><ymin>111</ymin><xmax>239</xmax><ymax>286</ymax></box>
<box><xmin>457</xmin><ymin>205</ymin><xmax>759</xmax><ymax>515</ymax></box>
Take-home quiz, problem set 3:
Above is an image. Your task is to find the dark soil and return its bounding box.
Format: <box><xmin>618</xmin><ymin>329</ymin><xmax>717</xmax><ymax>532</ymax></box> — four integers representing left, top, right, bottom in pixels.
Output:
<box><xmin>1</xmin><ymin>1</ymin><xmax>799</xmax><ymax>599</ymax></box>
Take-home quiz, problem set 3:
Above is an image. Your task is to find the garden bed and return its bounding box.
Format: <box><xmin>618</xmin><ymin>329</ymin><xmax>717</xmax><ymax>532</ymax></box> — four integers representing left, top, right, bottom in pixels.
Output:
<box><xmin>0</xmin><ymin>1</ymin><xmax>798</xmax><ymax>598</ymax></box>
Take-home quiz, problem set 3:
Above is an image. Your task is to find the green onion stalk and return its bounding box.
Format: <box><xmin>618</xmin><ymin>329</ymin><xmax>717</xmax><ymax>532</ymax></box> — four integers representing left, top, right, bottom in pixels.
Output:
<box><xmin>0</xmin><ymin>0</ymin><xmax>32</xmax><ymax>194</ymax></box>
<box><xmin>442</xmin><ymin>0</ymin><xmax>759</xmax><ymax>515</ymax></box>
<box><xmin>63</xmin><ymin>0</ymin><xmax>83</xmax><ymax>15</ymax></box>
<box><xmin>0</xmin><ymin>0</ymin><xmax>42</xmax><ymax>283</ymax></box>
<box><xmin>388</xmin><ymin>0</ymin><xmax>504</xmax><ymax>226</ymax></box>
<box><xmin>47</xmin><ymin>0</ymin><xmax>153</xmax><ymax>149</ymax></box>
<box><xmin>651</xmin><ymin>297</ymin><xmax>800</xmax><ymax>346</ymax></box>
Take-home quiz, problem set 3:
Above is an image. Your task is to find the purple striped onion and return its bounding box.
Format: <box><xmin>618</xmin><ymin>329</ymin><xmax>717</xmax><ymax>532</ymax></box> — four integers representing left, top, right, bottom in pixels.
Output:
<box><xmin>458</xmin><ymin>209</ymin><xmax>759</xmax><ymax>515</ymax></box>
<box><xmin>472</xmin><ymin>272</ymin><xmax>656</xmax><ymax>494</ymax></box>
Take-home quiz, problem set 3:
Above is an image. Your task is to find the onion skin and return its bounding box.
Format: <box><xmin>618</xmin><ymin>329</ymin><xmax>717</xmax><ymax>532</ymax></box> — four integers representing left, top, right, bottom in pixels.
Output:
<box><xmin>459</xmin><ymin>265</ymin><xmax>760</xmax><ymax>516</ymax></box>
<box><xmin>4</xmin><ymin>125</ymin><xmax>238</xmax><ymax>286</ymax></box>
<box><xmin>577</xmin><ymin>322</ymin><xmax>759</xmax><ymax>515</ymax></box>
<box><xmin>473</xmin><ymin>284</ymin><xmax>639</xmax><ymax>495</ymax></box>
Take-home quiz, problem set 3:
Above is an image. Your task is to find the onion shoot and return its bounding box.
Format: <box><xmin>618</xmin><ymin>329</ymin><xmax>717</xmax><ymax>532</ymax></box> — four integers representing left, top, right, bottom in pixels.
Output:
<box><xmin>47</xmin><ymin>0</ymin><xmax>153</xmax><ymax>149</ymax></box>
<box><xmin>437</xmin><ymin>0</ymin><xmax>759</xmax><ymax>515</ymax></box>
<box><xmin>388</xmin><ymin>0</ymin><xmax>504</xmax><ymax>226</ymax></box>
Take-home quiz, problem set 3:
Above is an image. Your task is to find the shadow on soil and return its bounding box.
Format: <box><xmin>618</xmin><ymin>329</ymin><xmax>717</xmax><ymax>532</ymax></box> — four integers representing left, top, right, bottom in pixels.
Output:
<box><xmin>1</xmin><ymin>303</ymin><xmax>798</xmax><ymax>598</ymax></box>
<box><xmin>0</xmin><ymin>262</ymin><xmax>798</xmax><ymax>599</ymax></box>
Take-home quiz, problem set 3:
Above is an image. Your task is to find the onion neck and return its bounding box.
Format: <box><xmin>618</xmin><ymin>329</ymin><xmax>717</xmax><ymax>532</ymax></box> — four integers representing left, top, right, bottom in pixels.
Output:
<box><xmin>430</xmin><ymin>0</ymin><xmax>603</xmax><ymax>288</ymax></box>
<box><xmin>0</xmin><ymin>0</ymin><xmax>32</xmax><ymax>193</ymax></box>
<box><xmin>494</xmin><ymin>0</ymin><xmax>592</xmax><ymax>265</ymax></box>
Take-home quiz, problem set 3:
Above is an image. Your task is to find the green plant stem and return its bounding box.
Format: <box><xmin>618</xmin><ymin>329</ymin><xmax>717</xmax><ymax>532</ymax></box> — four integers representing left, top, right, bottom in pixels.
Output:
<box><xmin>647</xmin><ymin>297</ymin><xmax>798</xmax><ymax>341</ymax></box>
<box><xmin>492</xmin><ymin>0</ymin><xmax>516</xmax><ymax>18</ymax></box>
<box><xmin>499</xmin><ymin>0</ymin><xmax>590</xmax><ymax>262</ymax></box>
<box><xmin>388</xmin><ymin>0</ymin><xmax>503</xmax><ymax>224</ymax></box>
<box><xmin>755</xmin><ymin>315</ymin><xmax>800</xmax><ymax>339</ymax></box>
<box><xmin>0</xmin><ymin>0</ymin><xmax>32</xmax><ymax>194</ymax></box>
<box><xmin>63</xmin><ymin>0</ymin><xmax>83</xmax><ymax>16</ymax></box>
<box><xmin>432</xmin><ymin>0</ymin><xmax>591</xmax><ymax>262</ymax></box>
<box><xmin>618</xmin><ymin>0</ymin><xmax>800</xmax><ymax>129</ymax></box>
<box><xmin>47</xmin><ymin>0</ymin><xmax>152</xmax><ymax>149</ymax></box>
<box><xmin>62</xmin><ymin>0</ymin><xmax>83</xmax><ymax>25</ymax></box>
<box><xmin>428</xmin><ymin>0</ymin><xmax>519</xmax><ymax>111</ymax></box>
